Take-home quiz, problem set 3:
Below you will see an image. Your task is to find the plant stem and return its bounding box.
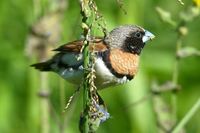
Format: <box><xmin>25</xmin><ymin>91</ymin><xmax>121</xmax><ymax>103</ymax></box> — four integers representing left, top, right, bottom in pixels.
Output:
<box><xmin>80</xmin><ymin>0</ymin><xmax>92</xmax><ymax>132</ymax></box>
<box><xmin>171</xmin><ymin>34</ymin><xmax>183</xmax><ymax>124</ymax></box>
<box><xmin>171</xmin><ymin>98</ymin><xmax>200</xmax><ymax>133</ymax></box>
<box><xmin>59</xmin><ymin>79</ymin><xmax>65</xmax><ymax>133</ymax></box>
<box><xmin>39</xmin><ymin>73</ymin><xmax>50</xmax><ymax>133</ymax></box>
<box><xmin>172</xmin><ymin>33</ymin><xmax>183</xmax><ymax>85</ymax></box>
<box><xmin>82</xmin><ymin>40</ymin><xmax>90</xmax><ymax>133</ymax></box>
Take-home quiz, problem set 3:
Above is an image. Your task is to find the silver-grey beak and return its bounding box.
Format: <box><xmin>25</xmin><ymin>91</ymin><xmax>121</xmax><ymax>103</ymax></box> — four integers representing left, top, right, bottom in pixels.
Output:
<box><xmin>142</xmin><ymin>30</ymin><xmax>155</xmax><ymax>43</ymax></box>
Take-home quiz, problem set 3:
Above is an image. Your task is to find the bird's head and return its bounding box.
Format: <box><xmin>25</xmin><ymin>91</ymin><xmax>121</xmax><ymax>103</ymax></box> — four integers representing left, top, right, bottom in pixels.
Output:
<box><xmin>104</xmin><ymin>25</ymin><xmax>155</xmax><ymax>55</ymax></box>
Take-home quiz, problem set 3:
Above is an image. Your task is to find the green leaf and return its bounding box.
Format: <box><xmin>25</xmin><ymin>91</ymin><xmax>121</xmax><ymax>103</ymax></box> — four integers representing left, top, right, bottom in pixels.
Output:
<box><xmin>177</xmin><ymin>47</ymin><xmax>200</xmax><ymax>58</ymax></box>
<box><xmin>155</xmin><ymin>7</ymin><xmax>177</xmax><ymax>27</ymax></box>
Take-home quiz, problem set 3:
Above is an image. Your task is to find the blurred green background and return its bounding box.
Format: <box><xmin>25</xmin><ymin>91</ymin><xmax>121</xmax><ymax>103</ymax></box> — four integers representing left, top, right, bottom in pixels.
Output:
<box><xmin>0</xmin><ymin>0</ymin><xmax>200</xmax><ymax>133</ymax></box>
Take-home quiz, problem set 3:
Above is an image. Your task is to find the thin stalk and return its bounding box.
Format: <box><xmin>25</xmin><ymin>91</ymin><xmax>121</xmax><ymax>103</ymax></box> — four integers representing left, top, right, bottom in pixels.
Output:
<box><xmin>171</xmin><ymin>35</ymin><xmax>183</xmax><ymax>124</ymax></box>
<box><xmin>59</xmin><ymin>79</ymin><xmax>65</xmax><ymax>133</ymax></box>
<box><xmin>60</xmin><ymin>79</ymin><xmax>65</xmax><ymax>113</ymax></box>
<box><xmin>172</xmin><ymin>36</ymin><xmax>183</xmax><ymax>84</ymax></box>
<box><xmin>80</xmin><ymin>0</ymin><xmax>92</xmax><ymax>132</ymax></box>
<box><xmin>82</xmin><ymin>40</ymin><xmax>90</xmax><ymax>133</ymax></box>
<box><xmin>171</xmin><ymin>98</ymin><xmax>200</xmax><ymax>133</ymax></box>
<box><xmin>39</xmin><ymin>73</ymin><xmax>50</xmax><ymax>133</ymax></box>
<box><xmin>33</xmin><ymin>0</ymin><xmax>50</xmax><ymax>132</ymax></box>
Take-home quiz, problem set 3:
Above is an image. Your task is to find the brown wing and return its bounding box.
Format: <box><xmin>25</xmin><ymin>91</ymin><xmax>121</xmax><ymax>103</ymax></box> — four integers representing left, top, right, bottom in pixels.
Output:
<box><xmin>53</xmin><ymin>37</ymin><xmax>109</xmax><ymax>53</ymax></box>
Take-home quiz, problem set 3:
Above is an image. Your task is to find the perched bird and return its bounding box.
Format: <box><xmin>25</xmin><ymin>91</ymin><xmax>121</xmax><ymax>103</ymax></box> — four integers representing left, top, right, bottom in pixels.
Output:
<box><xmin>31</xmin><ymin>25</ymin><xmax>155</xmax><ymax>89</ymax></box>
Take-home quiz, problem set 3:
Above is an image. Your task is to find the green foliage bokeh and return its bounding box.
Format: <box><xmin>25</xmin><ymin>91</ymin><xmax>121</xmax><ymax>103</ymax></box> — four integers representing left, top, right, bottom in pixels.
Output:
<box><xmin>0</xmin><ymin>0</ymin><xmax>200</xmax><ymax>133</ymax></box>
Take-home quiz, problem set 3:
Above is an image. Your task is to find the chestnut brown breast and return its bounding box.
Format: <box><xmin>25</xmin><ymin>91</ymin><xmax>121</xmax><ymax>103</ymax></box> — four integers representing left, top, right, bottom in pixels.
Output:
<box><xmin>109</xmin><ymin>49</ymin><xmax>139</xmax><ymax>77</ymax></box>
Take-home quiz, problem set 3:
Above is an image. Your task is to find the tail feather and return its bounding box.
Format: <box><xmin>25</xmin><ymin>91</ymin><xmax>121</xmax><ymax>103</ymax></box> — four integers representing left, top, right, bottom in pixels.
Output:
<box><xmin>31</xmin><ymin>62</ymin><xmax>52</xmax><ymax>71</ymax></box>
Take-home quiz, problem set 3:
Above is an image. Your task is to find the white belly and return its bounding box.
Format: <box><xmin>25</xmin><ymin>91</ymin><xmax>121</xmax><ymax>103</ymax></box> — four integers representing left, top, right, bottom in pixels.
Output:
<box><xmin>56</xmin><ymin>58</ymin><xmax>129</xmax><ymax>89</ymax></box>
<box><xmin>94</xmin><ymin>58</ymin><xmax>119</xmax><ymax>88</ymax></box>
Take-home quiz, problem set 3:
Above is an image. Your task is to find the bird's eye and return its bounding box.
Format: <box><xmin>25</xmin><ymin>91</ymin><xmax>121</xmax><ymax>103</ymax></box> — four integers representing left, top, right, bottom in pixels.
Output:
<box><xmin>135</xmin><ymin>32</ymin><xmax>142</xmax><ymax>38</ymax></box>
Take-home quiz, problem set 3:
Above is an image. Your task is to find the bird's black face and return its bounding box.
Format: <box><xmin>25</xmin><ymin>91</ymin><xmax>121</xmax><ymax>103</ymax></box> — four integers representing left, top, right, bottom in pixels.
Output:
<box><xmin>125</xmin><ymin>30</ymin><xmax>146</xmax><ymax>55</ymax></box>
